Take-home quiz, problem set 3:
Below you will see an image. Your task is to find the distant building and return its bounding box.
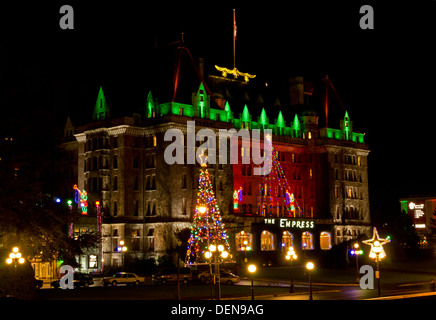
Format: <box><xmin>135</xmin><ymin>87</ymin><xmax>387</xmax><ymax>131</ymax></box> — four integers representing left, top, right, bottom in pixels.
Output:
<box><xmin>60</xmin><ymin>67</ymin><xmax>371</xmax><ymax>270</ymax></box>
<box><xmin>399</xmin><ymin>196</ymin><xmax>436</xmax><ymax>248</ymax></box>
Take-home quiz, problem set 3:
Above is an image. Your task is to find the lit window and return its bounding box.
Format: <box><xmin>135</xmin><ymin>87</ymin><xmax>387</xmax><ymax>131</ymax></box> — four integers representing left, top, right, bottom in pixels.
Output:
<box><xmin>153</xmin><ymin>135</ymin><xmax>157</xmax><ymax>147</ymax></box>
<box><xmin>282</xmin><ymin>231</ymin><xmax>294</xmax><ymax>250</ymax></box>
<box><xmin>301</xmin><ymin>231</ymin><xmax>314</xmax><ymax>250</ymax></box>
<box><xmin>308</xmin><ymin>132</ymin><xmax>312</xmax><ymax>139</ymax></box>
<box><xmin>309</xmin><ymin>169</ymin><xmax>313</xmax><ymax>180</ymax></box>
<box><xmin>89</xmin><ymin>255</ymin><xmax>97</xmax><ymax>268</ymax></box>
<box><xmin>320</xmin><ymin>232</ymin><xmax>332</xmax><ymax>250</ymax></box>
<box><xmin>261</xmin><ymin>230</ymin><xmax>275</xmax><ymax>251</ymax></box>
<box><xmin>236</xmin><ymin>231</ymin><xmax>253</xmax><ymax>251</ymax></box>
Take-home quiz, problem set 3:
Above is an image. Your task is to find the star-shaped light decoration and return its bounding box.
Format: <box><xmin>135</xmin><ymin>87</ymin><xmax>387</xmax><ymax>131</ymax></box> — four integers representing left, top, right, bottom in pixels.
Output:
<box><xmin>198</xmin><ymin>149</ymin><xmax>208</xmax><ymax>167</ymax></box>
<box><xmin>362</xmin><ymin>227</ymin><xmax>390</xmax><ymax>260</ymax></box>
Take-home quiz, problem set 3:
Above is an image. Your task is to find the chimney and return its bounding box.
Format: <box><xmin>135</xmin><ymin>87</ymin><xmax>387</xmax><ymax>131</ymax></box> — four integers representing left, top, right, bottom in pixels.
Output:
<box><xmin>289</xmin><ymin>77</ymin><xmax>304</xmax><ymax>106</ymax></box>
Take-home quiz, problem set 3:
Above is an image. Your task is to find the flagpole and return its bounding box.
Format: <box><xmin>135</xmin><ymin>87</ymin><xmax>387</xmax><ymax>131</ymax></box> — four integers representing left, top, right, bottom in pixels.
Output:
<box><xmin>233</xmin><ymin>8</ymin><xmax>236</xmax><ymax>70</ymax></box>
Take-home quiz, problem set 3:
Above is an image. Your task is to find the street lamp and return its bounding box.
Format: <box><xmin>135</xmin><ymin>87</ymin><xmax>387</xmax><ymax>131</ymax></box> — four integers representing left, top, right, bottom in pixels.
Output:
<box><xmin>353</xmin><ymin>243</ymin><xmax>360</xmax><ymax>283</ymax></box>
<box><xmin>363</xmin><ymin>227</ymin><xmax>390</xmax><ymax>297</ymax></box>
<box><xmin>306</xmin><ymin>261</ymin><xmax>314</xmax><ymax>300</ymax></box>
<box><xmin>248</xmin><ymin>264</ymin><xmax>256</xmax><ymax>300</ymax></box>
<box><xmin>285</xmin><ymin>247</ymin><xmax>298</xmax><ymax>293</ymax></box>
<box><xmin>119</xmin><ymin>240</ymin><xmax>127</xmax><ymax>271</ymax></box>
<box><xmin>205</xmin><ymin>243</ymin><xmax>229</xmax><ymax>300</ymax></box>
<box><xmin>6</xmin><ymin>247</ymin><xmax>25</xmax><ymax>297</ymax></box>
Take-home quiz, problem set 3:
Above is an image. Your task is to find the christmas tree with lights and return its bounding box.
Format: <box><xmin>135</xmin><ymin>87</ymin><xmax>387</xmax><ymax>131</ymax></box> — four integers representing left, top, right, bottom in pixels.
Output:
<box><xmin>185</xmin><ymin>151</ymin><xmax>232</xmax><ymax>265</ymax></box>
<box><xmin>258</xmin><ymin>134</ymin><xmax>303</xmax><ymax>217</ymax></box>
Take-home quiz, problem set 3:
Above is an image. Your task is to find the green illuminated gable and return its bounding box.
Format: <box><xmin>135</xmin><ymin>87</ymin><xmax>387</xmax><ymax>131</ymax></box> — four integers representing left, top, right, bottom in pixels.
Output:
<box><xmin>146</xmin><ymin>91</ymin><xmax>155</xmax><ymax>118</ymax></box>
<box><xmin>276</xmin><ymin>111</ymin><xmax>285</xmax><ymax>128</ymax></box>
<box><xmin>343</xmin><ymin>110</ymin><xmax>351</xmax><ymax>140</ymax></box>
<box><xmin>292</xmin><ymin>114</ymin><xmax>301</xmax><ymax>137</ymax></box>
<box><xmin>241</xmin><ymin>104</ymin><xmax>250</xmax><ymax>123</ymax></box>
<box><xmin>259</xmin><ymin>108</ymin><xmax>268</xmax><ymax>127</ymax></box>
<box><xmin>93</xmin><ymin>86</ymin><xmax>110</xmax><ymax>121</ymax></box>
<box><xmin>193</xmin><ymin>82</ymin><xmax>209</xmax><ymax>119</ymax></box>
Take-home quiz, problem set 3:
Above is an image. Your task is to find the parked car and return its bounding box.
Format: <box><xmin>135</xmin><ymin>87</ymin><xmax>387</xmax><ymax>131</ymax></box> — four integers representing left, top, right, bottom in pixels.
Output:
<box><xmin>35</xmin><ymin>279</ymin><xmax>44</xmax><ymax>289</ymax></box>
<box><xmin>199</xmin><ymin>270</ymin><xmax>240</xmax><ymax>285</ymax></box>
<box><xmin>51</xmin><ymin>272</ymin><xmax>94</xmax><ymax>288</ymax></box>
<box><xmin>152</xmin><ymin>267</ymin><xmax>193</xmax><ymax>285</ymax></box>
<box><xmin>198</xmin><ymin>268</ymin><xmax>231</xmax><ymax>282</ymax></box>
<box><xmin>103</xmin><ymin>272</ymin><xmax>145</xmax><ymax>286</ymax></box>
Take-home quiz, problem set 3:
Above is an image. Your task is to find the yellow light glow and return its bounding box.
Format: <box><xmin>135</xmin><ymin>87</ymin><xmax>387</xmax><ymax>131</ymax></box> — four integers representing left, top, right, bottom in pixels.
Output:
<box><xmin>306</xmin><ymin>262</ymin><xmax>314</xmax><ymax>270</ymax></box>
<box><xmin>205</xmin><ymin>251</ymin><xmax>211</xmax><ymax>259</ymax></box>
<box><xmin>15</xmin><ymin>253</ymin><xmax>21</xmax><ymax>259</ymax></box>
<box><xmin>122</xmin><ymin>246</ymin><xmax>127</xmax><ymax>252</ymax></box>
<box><xmin>9</xmin><ymin>253</ymin><xmax>16</xmax><ymax>259</ymax></box>
<box><xmin>354</xmin><ymin>243</ymin><xmax>359</xmax><ymax>249</ymax></box>
<box><xmin>248</xmin><ymin>264</ymin><xmax>256</xmax><ymax>273</ymax></box>
<box><xmin>120</xmin><ymin>240</ymin><xmax>125</xmax><ymax>246</ymax></box>
<box><xmin>217</xmin><ymin>244</ymin><xmax>224</xmax><ymax>252</ymax></box>
<box><xmin>198</xmin><ymin>205</ymin><xmax>207</xmax><ymax>214</ymax></box>
<box><xmin>363</xmin><ymin>227</ymin><xmax>390</xmax><ymax>260</ymax></box>
<box><xmin>18</xmin><ymin>258</ymin><xmax>25</xmax><ymax>264</ymax></box>
<box><xmin>221</xmin><ymin>251</ymin><xmax>229</xmax><ymax>258</ymax></box>
<box><xmin>12</xmin><ymin>247</ymin><xmax>19</xmax><ymax>253</ymax></box>
<box><xmin>293</xmin><ymin>255</ymin><xmax>297</xmax><ymax>260</ymax></box>
<box><xmin>286</xmin><ymin>255</ymin><xmax>290</xmax><ymax>260</ymax></box>
<box><xmin>210</xmin><ymin>244</ymin><xmax>216</xmax><ymax>252</ymax></box>
<box><xmin>6</xmin><ymin>258</ymin><xmax>12</xmax><ymax>264</ymax></box>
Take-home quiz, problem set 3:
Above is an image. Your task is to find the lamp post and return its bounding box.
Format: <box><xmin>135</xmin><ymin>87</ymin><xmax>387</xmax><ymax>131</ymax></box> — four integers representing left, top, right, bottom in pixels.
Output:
<box><xmin>306</xmin><ymin>261</ymin><xmax>314</xmax><ymax>300</ymax></box>
<box><xmin>205</xmin><ymin>243</ymin><xmax>228</xmax><ymax>300</ymax></box>
<box><xmin>363</xmin><ymin>227</ymin><xmax>390</xmax><ymax>298</ymax></box>
<box><xmin>285</xmin><ymin>247</ymin><xmax>297</xmax><ymax>293</ymax></box>
<box><xmin>6</xmin><ymin>247</ymin><xmax>25</xmax><ymax>297</ymax></box>
<box><xmin>353</xmin><ymin>243</ymin><xmax>359</xmax><ymax>283</ymax></box>
<box><xmin>119</xmin><ymin>240</ymin><xmax>127</xmax><ymax>271</ymax></box>
<box><xmin>248</xmin><ymin>264</ymin><xmax>256</xmax><ymax>300</ymax></box>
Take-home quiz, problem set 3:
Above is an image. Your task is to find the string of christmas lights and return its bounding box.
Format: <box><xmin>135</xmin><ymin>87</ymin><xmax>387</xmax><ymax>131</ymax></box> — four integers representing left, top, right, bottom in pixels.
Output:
<box><xmin>257</xmin><ymin>143</ymin><xmax>303</xmax><ymax>217</ymax></box>
<box><xmin>185</xmin><ymin>156</ymin><xmax>232</xmax><ymax>265</ymax></box>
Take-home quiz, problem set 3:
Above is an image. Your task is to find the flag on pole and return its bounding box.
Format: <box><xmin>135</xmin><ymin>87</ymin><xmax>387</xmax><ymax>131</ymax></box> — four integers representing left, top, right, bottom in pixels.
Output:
<box><xmin>234</xmin><ymin>10</ymin><xmax>237</xmax><ymax>40</ymax></box>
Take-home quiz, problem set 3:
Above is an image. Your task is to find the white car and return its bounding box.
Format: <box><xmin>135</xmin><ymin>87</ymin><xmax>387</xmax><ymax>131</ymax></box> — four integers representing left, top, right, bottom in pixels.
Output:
<box><xmin>103</xmin><ymin>272</ymin><xmax>145</xmax><ymax>286</ymax></box>
<box><xmin>199</xmin><ymin>270</ymin><xmax>240</xmax><ymax>285</ymax></box>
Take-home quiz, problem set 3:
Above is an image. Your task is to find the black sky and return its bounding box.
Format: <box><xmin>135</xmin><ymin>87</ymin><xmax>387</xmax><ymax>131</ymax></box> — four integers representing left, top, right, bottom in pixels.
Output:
<box><xmin>0</xmin><ymin>1</ymin><xmax>435</xmax><ymax>221</ymax></box>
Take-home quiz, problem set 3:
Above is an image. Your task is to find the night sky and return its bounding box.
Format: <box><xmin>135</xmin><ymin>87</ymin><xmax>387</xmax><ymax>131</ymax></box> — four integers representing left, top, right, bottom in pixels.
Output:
<box><xmin>0</xmin><ymin>1</ymin><xmax>435</xmax><ymax>221</ymax></box>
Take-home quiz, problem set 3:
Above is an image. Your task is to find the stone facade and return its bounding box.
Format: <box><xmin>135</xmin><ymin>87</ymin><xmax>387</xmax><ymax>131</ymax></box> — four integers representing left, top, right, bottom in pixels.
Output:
<box><xmin>60</xmin><ymin>78</ymin><xmax>372</xmax><ymax>271</ymax></box>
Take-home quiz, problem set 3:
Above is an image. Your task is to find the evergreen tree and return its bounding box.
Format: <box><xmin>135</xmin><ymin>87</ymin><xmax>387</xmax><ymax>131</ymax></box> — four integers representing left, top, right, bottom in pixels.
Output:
<box><xmin>185</xmin><ymin>153</ymin><xmax>232</xmax><ymax>264</ymax></box>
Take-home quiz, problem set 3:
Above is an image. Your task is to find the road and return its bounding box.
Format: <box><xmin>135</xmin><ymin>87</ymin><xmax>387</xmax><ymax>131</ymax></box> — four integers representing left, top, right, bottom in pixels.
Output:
<box><xmin>35</xmin><ymin>277</ymin><xmax>436</xmax><ymax>300</ymax></box>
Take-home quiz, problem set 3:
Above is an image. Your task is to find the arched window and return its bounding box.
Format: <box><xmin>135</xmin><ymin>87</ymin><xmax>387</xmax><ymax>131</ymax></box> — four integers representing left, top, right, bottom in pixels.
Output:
<box><xmin>261</xmin><ymin>230</ymin><xmax>275</xmax><ymax>251</ymax></box>
<box><xmin>301</xmin><ymin>231</ymin><xmax>314</xmax><ymax>250</ymax></box>
<box><xmin>235</xmin><ymin>231</ymin><xmax>253</xmax><ymax>251</ymax></box>
<box><xmin>281</xmin><ymin>231</ymin><xmax>294</xmax><ymax>250</ymax></box>
<box><xmin>320</xmin><ymin>232</ymin><xmax>332</xmax><ymax>250</ymax></box>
